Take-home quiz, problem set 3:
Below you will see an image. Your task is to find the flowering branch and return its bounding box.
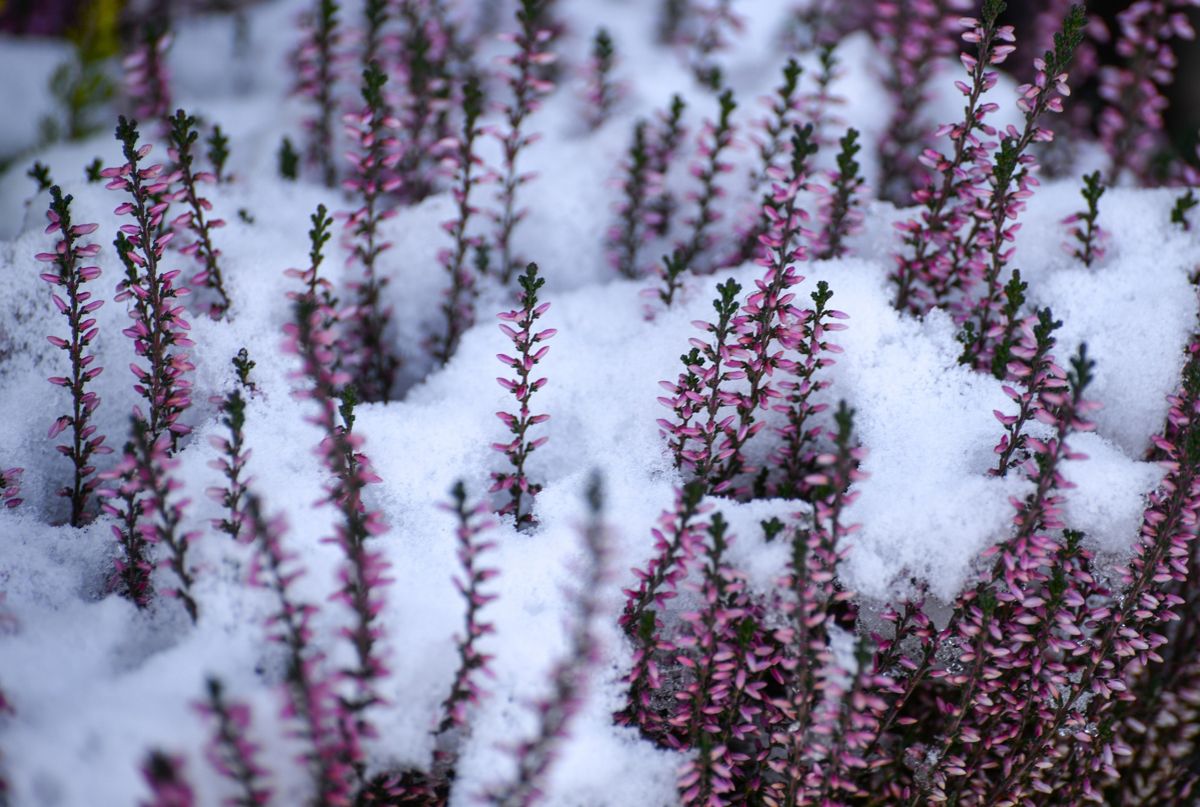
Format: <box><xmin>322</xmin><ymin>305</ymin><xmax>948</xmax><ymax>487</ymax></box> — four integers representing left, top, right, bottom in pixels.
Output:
<box><xmin>284</xmin><ymin>298</ymin><xmax>390</xmax><ymax>765</ymax></box>
<box><xmin>490</xmin><ymin>263</ymin><xmax>555</xmax><ymax>529</ymax></box>
<box><xmin>430</xmin><ymin>76</ymin><xmax>488</xmax><ymax>366</ymax></box>
<box><xmin>431</xmin><ymin>481</ymin><xmax>498</xmax><ymax>784</ymax></box>
<box><xmin>168</xmin><ymin>108</ymin><xmax>231</xmax><ymax>318</ymax></box>
<box><xmin>196</xmin><ymin>677</ymin><xmax>272</xmax><ymax>807</ymax></box>
<box><xmin>293</xmin><ymin>0</ymin><xmax>341</xmax><ymax>187</ymax></box>
<box><xmin>104</xmin><ymin>115</ymin><xmax>194</xmax><ymax>445</ymax></box>
<box><xmin>140</xmin><ymin>750</ymin><xmax>195</xmax><ymax>807</ymax></box>
<box><xmin>38</xmin><ymin>184</ymin><xmax>108</xmax><ymax>526</ymax></box>
<box><xmin>243</xmin><ymin>494</ymin><xmax>349</xmax><ymax>804</ymax></box>
<box><xmin>344</xmin><ymin>63</ymin><xmax>401</xmax><ymax>403</ymax></box>
<box><xmin>1064</xmin><ymin>170</ymin><xmax>1106</xmax><ymax>267</ymax></box>
<box><xmin>813</xmin><ymin>128</ymin><xmax>865</xmax><ymax>260</ymax></box>
<box><xmin>493</xmin><ymin>0</ymin><xmax>556</xmax><ymax>283</ymax></box>
<box><xmin>486</xmin><ymin>473</ymin><xmax>608</xmax><ymax>806</ymax></box>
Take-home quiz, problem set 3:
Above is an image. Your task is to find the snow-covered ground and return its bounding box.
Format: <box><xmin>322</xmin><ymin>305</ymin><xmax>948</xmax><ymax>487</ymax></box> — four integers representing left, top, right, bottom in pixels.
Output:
<box><xmin>0</xmin><ymin>1</ymin><xmax>1197</xmax><ymax>804</ymax></box>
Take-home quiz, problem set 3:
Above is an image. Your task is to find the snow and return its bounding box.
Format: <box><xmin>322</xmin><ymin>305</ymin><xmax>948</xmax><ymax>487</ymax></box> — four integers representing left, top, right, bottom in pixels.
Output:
<box><xmin>0</xmin><ymin>0</ymin><xmax>1196</xmax><ymax>804</ymax></box>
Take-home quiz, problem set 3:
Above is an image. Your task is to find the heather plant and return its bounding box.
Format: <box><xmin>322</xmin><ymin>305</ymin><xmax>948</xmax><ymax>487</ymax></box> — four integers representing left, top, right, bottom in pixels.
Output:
<box><xmin>293</xmin><ymin>0</ymin><xmax>342</xmax><ymax>187</ymax></box>
<box><xmin>391</xmin><ymin>0</ymin><xmax>455</xmax><ymax>203</ymax></box>
<box><xmin>812</xmin><ymin>127</ymin><xmax>864</xmax><ymax>260</ymax></box>
<box><xmin>125</xmin><ymin>416</ymin><xmax>201</xmax><ymax>623</ymax></box>
<box><xmin>492</xmin><ymin>0</ymin><xmax>557</xmax><ymax>284</ymax></box>
<box><xmin>803</xmin><ymin>44</ymin><xmax>847</xmax><ymax>149</ymax></box>
<box><xmin>207</xmin><ymin>357</ymin><xmax>252</xmax><ymax>541</ymax></box>
<box><xmin>38</xmin><ymin>184</ymin><xmax>109</xmax><ymax>526</ymax></box>
<box><xmin>104</xmin><ymin>116</ymin><xmax>195</xmax><ymax>445</ymax></box>
<box><xmin>168</xmin><ymin>108</ymin><xmax>231</xmax><ymax>318</ymax></box>
<box><xmin>97</xmin><ymin>439</ymin><xmax>153</xmax><ymax>608</ymax></box>
<box><xmin>124</xmin><ymin>27</ymin><xmax>173</xmax><ymax>137</ymax></box>
<box><xmin>988</xmin><ymin>308</ymin><xmax>1064</xmax><ymax>477</ymax></box>
<box><xmin>141</xmin><ymin>750</ymin><xmax>196</xmax><ymax>807</ymax></box>
<box><xmin>343</xmin><ymin>63</ymin><xmax>402</xmax><ymax>403</ymax></box>
<box><xmin>657</xmin><ymin>85</ymin><xmax>729</xmax><ymax>306</ymax></box>
<box><xmin>430</xmin><ymin>481</ymin><xmax>498</xmax><ymax>788</ymax></box>
<box><xmin>85</xmin><ymin>157</ymin><xmax>104</xmax><ymax>184</ymax></box>
<box><xmin>646</xmin><ymin>94</ymin><xmax>688</xmax><ymax>240</ymax></box>
<box><xmin>485</xmin><ymin>473</ymin><xmax>607</xmax><ymax>806</ymax></box>
<box><xmin>606</xmin><ymin>120</ymin><xmax>656</xmax><ymax>280</ymax></box>
<box><xmin>657</xmin><ymin>277</ymin><xmax>743</xmax><ymax>479</ymax></box>
<box><xmin>284</xmin><ymin>298</ymin><xmax>391</xmax><ymax>773</ymax></box>
<box><xmin>687</xmin><ymin>0</ymin><xmax>743</xmax><ymax>91</ymax></box>
<box><xmin>707</xmin><ymin>125</ymin><xmax>823</xmax><ymax>496</ymax></box>
<box><xmin>889</xmin><ymin>0</ymin><xmax>1015</xmax><ymax>314</ymax></box>
<box><xmin>769</xmin><ymin>280</ymin><xmax>846</xmax><ymax>499</ymax></box>
<box><xmin>196</xmin><ymin>677</ymin><xmax>272</xmax><ymax>806</ymax></box>
<box><xmin>430</xmin><ymin>76</ymin><xmax>489</xmax><ymax>366</ymax></box>
<box><xmin>491</xmin><ymin>262</ymin><xmax>555</xmax><ymax>529</ymax></box>
<box><xmin>873</xmin><ymin>0</ymin><xmax>964</xmax><ymax>204</ymax></box>
<box><xmin>728</xmin><ymin>59</ymin><xmax>805</xmax><ymax>265</ymax></box>
<box><xmin>582</xmin><ymin>27</ymin><xmax>620</xmax><ymax>130</ymax></box>
<box><xmin>242</xmin><ymin>493</ymin><xmax>349</xmax><ymax>804</ymax></box>
<box><xmin>1064</xmin><ymin>170</ymin><xmax>1106</xmax><ymax>267</ymax></box>
<box><xmin>1100</xmin><ymin>0</ymin><xmax>1198</xmax><ymax>184</ymax></box>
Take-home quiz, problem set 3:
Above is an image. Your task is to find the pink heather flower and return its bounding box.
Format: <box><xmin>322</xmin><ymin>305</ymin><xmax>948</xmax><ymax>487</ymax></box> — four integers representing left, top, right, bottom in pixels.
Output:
<box><xmin>207</xmin><ymin>381</ymin><xmax>251</xmax><ymax>542</ymax></box>
<box><xmin>140</xmin><ymin>751</ymin><xmax>195</xmax><ymax>807</ymax></box>
<box><xmin>491</xmin><ymin>0</ymin><xmax>557</xmax><ymax>283</ymax></box>
<box><xmin>656</xmin><ymin>277</ymin><xmax>744</xmax><ymax>478</ymax></box>
<box><xmin>1099</xmin><ymin>0</ymin><xmax>1198</xmax><ymax>184</ymax></box>
<box><xmin>581</xmin><ymin>27</ymin><xmax>623</xmax><ymax>130</ymax></box>
<box><xmin>490</xmin><ymin>263</ymin><xmax>555</xmax><ymax>529</ymax></box>
<box><xmin>123</xmin><ymin>27</ymin><xmax>173</xmax><ymax>136</ymax></box>
<box><xmin>96</xmin><ymin>439</ymin><xmax>153</xmax><ymax>608</ymax></box>
<box><xmin>292</xmin><ymin>0</ymin><xmax>341</xmax><ymax>187</ymax></box>
<box><xmin>605</xmin><ymin>120</ymin><xmax>659</xmax><ymax>280</ymax></box>
<box><xmin>1063</xmin><ymin>170</ymin><xmax>1107</xmax><ymax>267</ymax></box>
<box><xmin>168</xmin><ymin>109</ymin><xmax>231</xmax><ymax>318</ymax></box>
<box><xmin>429</xmin><ymin>76</ymin><xmax>491</xmax><ymax>365</ymax></box>
<box><xmin>196</xmin><ymin>677</ymin><xmax>273</xmax><ymax>807</ymax></box>
<box><xmin>485</xmin><ymin>473</ymin><xmax>607</xmax><ymax>806</ymax></box>
<box><xmin>431</xmin><ymin>481</ymin><xmax>498</xmax><ymax>785</ymax></box>
<box><xmin>889</xmin><ymin>3</ymin><xmax>1016</xmax><ymax>314</ymax></box>
<box><xmin>127</xmin><ymin>417</ymin><xmax>201</xmax><ymax>623</ymax></box>
<box><xmin>812</xmin><ymin>128</ymin><xmax>865</xmax><ymax>260</ymax></box>
<box><xmin>726</xmin><ymin>59</ymin><xmax>806</xmax><ymax>267</ymax></box>
<box><xmin>107</xmin><ymin>116</ymin><xmax>194</xmax><ymax>446</ymax></box>
<box><xmin>687</xmin><ymin>0</ymin><xmax>744</xmax><ymax>89</ymax></box>
<box><xmin>283</xmin><ymin>298</ymin><xmax>391</xmax><ymax>762</ymax></box>
<box><xmin>242</xmin><ymin>495</ymin><xmax>350</xmax><ymax>804</ymax></box>
<box><xmin>873</xmin><ymin>0</ymin><xmax>968</xmax><ymax>205</ymax></box>
<box><xmin>708</xmin><ymin>125</ymin><xmax>823</xmax><ymax>497</ymax></box>
<box><xmin>669</xmin><ymin>88</ymin><xmax>737</xmax><ymax>284</ymax></box>
<box><xmin>645</xmin><ymin>94</ymin><xmax>687</xmax><ymax>241</ymax></box>
<box><xmin>38</xmin><ymin>184</ymin><xmax>109</xmax><ymax>526</ymax></box>
<box><xmin>342</xmin><ymin>63</ymin><xmax>402</xmax><ymax>403</ymax></box>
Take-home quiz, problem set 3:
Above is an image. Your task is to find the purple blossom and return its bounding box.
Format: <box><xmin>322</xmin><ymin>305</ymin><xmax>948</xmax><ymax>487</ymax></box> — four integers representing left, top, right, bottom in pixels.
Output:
<box><xmin>140</xmin><ymin>750</ymin><xmax>194</xmax><ymax>807</ymax></box>
<box><xmin>168</xmin><ymin>108</ymin><xmax>231</xmax><ymax>318</ymax></box>
<box><xmin>292</xmin><ymin>0</ymin><xmax>341</xmax><ymax>187</ymax></box>
<box><xmin>104</xmin><ymin>116</ymin><xmax>195</xmax><ymax>446</ymax></box>
<box><xmin>490</xmin><ymin>263</ymin><xmax>555</xmax><ymax>528</ymax></box>
<box><xmin>0</xmin><ymin>467</ymin><xmax>23</xmax><ymax>510</ymax></box>
<box><xmin>196</xmin><ymin>677</ymin><xmax>273</xmax><ymax>806</ymax></box>
<box><xmin>38</xmin><ymin>184</ymin><xmax>109</xmax><ymax>525</ymax></box>
<box><xmin>342</xmin><ymin>63</ymin><xmax>402</xmax><ymax>403</ymax></box>
<box><xmin>283</xmin><ymin>297</ymin><xmax>391</xmax><ymax>764</ymax></box>
<box><xmin>492</xmin><ymin>0</ymin><xmax>557</xmax><ymax>283</ymax></box>
<box><xmin>123</xmin><ymin>28</ymin><xmax>173</xmax><ymax>137</ymax></box>
<box><xmin>431</xmin><ymin>481</ymin><xmax>498</xmax><ymax>785</ymax></box>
